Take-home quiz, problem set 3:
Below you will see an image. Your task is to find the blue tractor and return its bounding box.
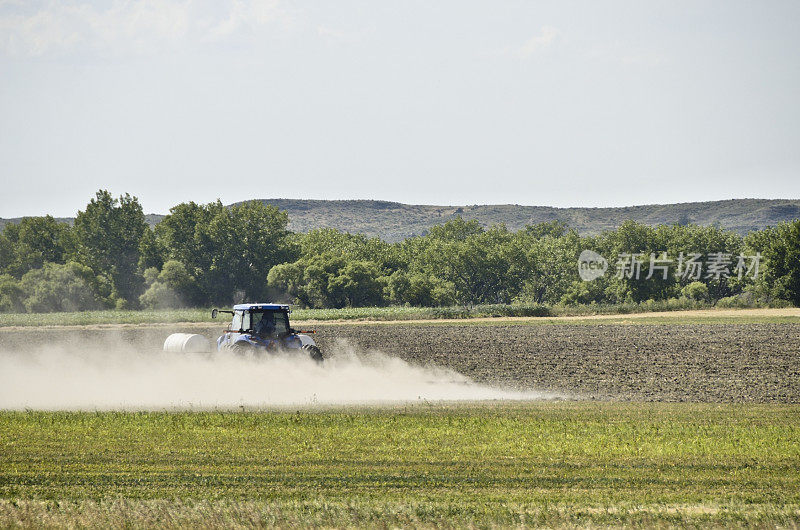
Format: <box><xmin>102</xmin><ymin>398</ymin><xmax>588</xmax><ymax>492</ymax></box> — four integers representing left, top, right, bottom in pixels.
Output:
<box><xmin>211</xmin><ymin>303</ymin><xmax>323</xmax><ymax>362</ymax></box>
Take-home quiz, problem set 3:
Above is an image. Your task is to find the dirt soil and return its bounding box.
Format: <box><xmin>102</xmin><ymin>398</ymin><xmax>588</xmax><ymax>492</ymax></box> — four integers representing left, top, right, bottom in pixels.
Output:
<box><xmin>312</xmin><ymin>323</ymin><xmax>800</xmax><ymax>403</ymax></box>
<box><xmin>1</xmin><ymin>321</ymin><xmax>797</xmax><ymax>403</ymax></box>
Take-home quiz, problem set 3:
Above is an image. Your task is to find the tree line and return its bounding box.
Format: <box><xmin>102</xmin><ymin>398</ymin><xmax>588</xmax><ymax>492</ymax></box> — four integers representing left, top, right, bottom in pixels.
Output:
<box><xmin>1</xmin><ymin>190</ymin><xmax>799</xmax><ymax>313</ymax></box>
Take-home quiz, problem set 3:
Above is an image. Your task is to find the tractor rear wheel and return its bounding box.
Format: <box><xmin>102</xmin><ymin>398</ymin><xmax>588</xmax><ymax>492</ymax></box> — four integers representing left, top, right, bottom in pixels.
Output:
<box><xmin>302</xmin><ymin>344</ymin><xmax>324</xmax><ymax>363</ymax></box>
<box><xmin>232</xmin><ymin>342</ymin><xmax>254</xmax><ymax>355</ymax></box>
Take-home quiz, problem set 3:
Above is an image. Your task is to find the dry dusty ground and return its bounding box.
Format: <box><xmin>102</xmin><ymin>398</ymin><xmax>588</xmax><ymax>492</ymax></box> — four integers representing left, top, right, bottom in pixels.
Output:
<box><xmin>1</xmin><ymin>319</ymin><xmax>797</xmax><ymax>403</ymax></box>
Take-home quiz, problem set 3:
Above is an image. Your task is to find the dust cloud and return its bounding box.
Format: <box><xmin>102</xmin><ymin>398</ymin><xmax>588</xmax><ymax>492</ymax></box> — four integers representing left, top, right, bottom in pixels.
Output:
<box><xmin>0</xmin><ymin>340</ymin><xmax>553</xmax><ymax>410</ymax></box>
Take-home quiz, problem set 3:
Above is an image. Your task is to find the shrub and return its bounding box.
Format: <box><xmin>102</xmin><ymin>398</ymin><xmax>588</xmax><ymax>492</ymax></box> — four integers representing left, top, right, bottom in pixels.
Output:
<box><xmin>138</xmin><ymin>260</ymin><xmax>196</xmax><ymax>309</ymax></box>
<box><xmin>0</xmin><ymin>274</ymin><xmax>23</xmax><ymax>312</ymax></box>
<box><xmin>681</xmin><ymin>281</ymin><xmax>709</xmax><ymax>302</ymax></box>
<box><xmin>139</xmin><ymin>282</ymin><xmax>183</xmax><ymax>309</ymax></box>
<box><xmin>19</xmin><ymin>262</ymin><xmax>99</xmax><ymax>312</ymax></box>
<box><xmin>716</xmin><ymin>295</ymin><xmax>752</xmax><ymax>309</ymax></box>
<box><xmin>386</xmin><ymin>271</ymin><xmax>456</xmax><ymax>307</ymax></box>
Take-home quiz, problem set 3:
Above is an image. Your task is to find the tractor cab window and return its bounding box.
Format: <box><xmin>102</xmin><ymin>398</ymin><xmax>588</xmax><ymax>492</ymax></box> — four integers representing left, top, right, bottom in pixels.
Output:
<box><xmin>230</xmin><ymin>311</ymin><xmax>243</xmax><ymax>331</ymax></box>
<box><xmin>251</xmin><ymin>310</ymin><xmax>290</xmax><ymax>337</ymax></box>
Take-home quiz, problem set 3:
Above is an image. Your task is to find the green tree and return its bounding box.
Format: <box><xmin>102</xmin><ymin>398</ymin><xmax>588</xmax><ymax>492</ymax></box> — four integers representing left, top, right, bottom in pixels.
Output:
<box><xmin>516</xmin><ymin>226</ymin><xmax>581</xmax><ymax>304</ymax></box>
<box><xmin>268</xmin><ymin>254</ymin><xmax>389</xmax><ymax>309</ymax></box>
<box><xmin>267</xmin><ymin>261</ymin><xmax>307</xmax><ymax>305</ymax></box>
<box><xmin>756</xmin><ymin>219</ymin><xmax>800</xmax><ymax>305</ymax></box>
<box><xmin>0</xmin><ymin>216</ymin><xmax>72</xmax><ymax>277</ymax></box>
<box><xmin>137</xmin><ymin>227</ymin><xmax>164</xmax><ymax>271</ymax></box>
<box><xmin>598</xmin><ymin>221</ymin><xmax>662</xmax><ymax>303</ymax></box>
<box><xmin>426</xmin><ymin>217</ymin><xmax>484</xmax><ymax>241</ymax></box>
<box><xmin>158</xmin><ymin>260</ymin><xmax>195</xmax><ymax>294</ymax></box>
<box><xmin>656</xmin><ymin>223</ymin><xmax>743</xmax><ymax>302</ymax></box>
<box><xmin>202</xmin><ymin>201</ymin><xmax>298</xmax><ymax>304</ymax></box>
<box><xmin>300</xmin><ymin>228</ymin><xmax>402</xmax><ymax>273</ymax></box>
<box><xmin>402</xmin><ymin>222</ymin><xmax>525</xmax><ymax>304</ymax></box>
<box><xmin>298</xmin><ymin>255</ymin><xmax>345</xmax><ymax>308</ymax></box>
<box><xmin>328</xmin><ymin>261</ymin><xmax>386</xmax><ymax>307</ymax></box>
<box><xmin>0</xmin><ymin>234</ymin><xmax>13</xmax><ymax>276</ymax></box>
<box><xmin>71</xmin><ymin>191</ymin><xmax>148</xmax><ymax>306</ymax></box>
<box><xmin>150</xmin><ymin>201</ymin><xmax>224</xmax><ymax>305</ymax></box>
<box><xmin>385</xmin><ymin>271</ymin><xmax>456</xmax><ymax>306</ymax></box>
<box><xmin>520</xmin><ymin>220</ymin><xmax>570</xmax><ymax>239</ymax></box>
<box><xmin>154</xmin><ymin>201</ymin><xmax>223</xmax><ymax>268</ymax></box>
<box><xmin>152</xmin><ymin>201</ymin><xmax>297</xmax><ymax>305</ymax></box>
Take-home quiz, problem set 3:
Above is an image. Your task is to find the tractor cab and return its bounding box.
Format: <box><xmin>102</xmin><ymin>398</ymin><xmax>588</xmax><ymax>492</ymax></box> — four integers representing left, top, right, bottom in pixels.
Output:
<box><xmin>227</xmin><ymin>304</ymin><xmax>291</xmax><ymax>338</ymax></box>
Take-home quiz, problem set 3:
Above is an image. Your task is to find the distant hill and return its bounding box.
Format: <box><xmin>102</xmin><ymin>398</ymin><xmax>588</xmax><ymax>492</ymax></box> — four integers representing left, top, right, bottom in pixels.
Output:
<box><xmin>244</xmin><ymin>198</ymin><xmax>800</xmax><ymax>241</ymax></box>
<box><xmin>2</xmin><ymin>199</ymin><xmax>799</xmax><ymax>242</ymax></box>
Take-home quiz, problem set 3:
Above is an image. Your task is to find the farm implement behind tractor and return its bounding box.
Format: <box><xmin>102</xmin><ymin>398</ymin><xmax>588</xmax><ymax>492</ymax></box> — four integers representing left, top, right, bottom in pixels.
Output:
<box><xmin>163</xmin><ymin>303</ymin><xmax>324</xmax><ymax>362</ymax></box>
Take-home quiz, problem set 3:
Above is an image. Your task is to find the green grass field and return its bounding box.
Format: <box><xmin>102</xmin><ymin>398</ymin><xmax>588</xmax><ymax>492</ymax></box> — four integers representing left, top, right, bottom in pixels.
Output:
<box><xmin>1</xmin><ymin>403</ymin><xmax>799</xmax><ymax>528</ymax></box>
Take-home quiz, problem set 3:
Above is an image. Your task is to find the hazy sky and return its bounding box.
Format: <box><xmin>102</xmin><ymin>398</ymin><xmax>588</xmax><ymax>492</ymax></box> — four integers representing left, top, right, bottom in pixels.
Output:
<box><xmin>1</xmin><ymin>0</ymin><xmax>799</xmax><ymax>217</ymax></box>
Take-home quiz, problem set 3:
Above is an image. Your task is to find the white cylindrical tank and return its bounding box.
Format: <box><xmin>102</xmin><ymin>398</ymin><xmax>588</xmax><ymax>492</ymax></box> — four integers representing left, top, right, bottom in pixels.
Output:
<box><xmin>163</xmin><ymin>333</ymin><xmax>212</xmax><ymax>353</ymax></box>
